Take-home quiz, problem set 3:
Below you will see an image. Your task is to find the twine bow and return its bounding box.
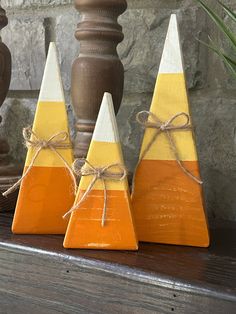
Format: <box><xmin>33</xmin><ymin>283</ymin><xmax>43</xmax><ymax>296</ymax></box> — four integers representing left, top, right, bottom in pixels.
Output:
<box><xmin>63</xmin><ymin>159</ymin><xmax>127</xmax><ymax>227</ymax></box>
<box><xmin>135</xmin><ymin>111</ymin><xmax>202</xmax><ymax>185</ymax></box>
<box><xmin>2</xmin><ymin>126</ymin><xmax>77</xmax><ymax>197</ymax></box>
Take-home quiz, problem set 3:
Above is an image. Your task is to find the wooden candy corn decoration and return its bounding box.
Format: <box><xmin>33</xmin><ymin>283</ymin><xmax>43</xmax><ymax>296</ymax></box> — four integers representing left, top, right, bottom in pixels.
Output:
<box><xmin>132</xmin><ymin>14</ymin><xmax>209</xmax><ymax>247</ymax></box>
<box><xmin>64</xmin><ymin>93</ymin><xmax>138</xmax><ymax>250</ymax></box>
<box><xmin>11</xmin><ymin>42</ymin><xmax>75</xmax><ymax>234</ymax></box>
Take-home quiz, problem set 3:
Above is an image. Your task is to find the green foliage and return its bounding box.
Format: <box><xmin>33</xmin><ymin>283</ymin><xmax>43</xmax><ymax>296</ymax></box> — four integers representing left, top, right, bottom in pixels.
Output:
<box><xmin>196</xmin><ymin>0</ymin><xmax>236</xmax><ymax>79</ymax></box>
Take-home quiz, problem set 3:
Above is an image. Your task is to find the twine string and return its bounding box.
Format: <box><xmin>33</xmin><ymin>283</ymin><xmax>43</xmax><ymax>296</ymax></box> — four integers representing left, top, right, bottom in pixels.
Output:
<box><xmin>2</xmin><ymin>126</ymin><xmax>77</xmax><ymax>197</ymax></box>
<box><xmin>63</xmin><ymin>159</ymin><xmax>127</xmax><ymax>227</ymax></box>
<box><xmin>134</xmin><ymin>111</ymin><xmax>202</xmax><ymax>188</ymax></box>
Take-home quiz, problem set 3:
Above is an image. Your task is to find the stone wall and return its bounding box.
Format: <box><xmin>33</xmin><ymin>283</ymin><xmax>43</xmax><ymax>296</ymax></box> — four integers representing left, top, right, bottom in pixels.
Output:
<box><xmin>0</xmin><ymin>0</ymin><xmax>236</xmax><ymax>220</ymax></box>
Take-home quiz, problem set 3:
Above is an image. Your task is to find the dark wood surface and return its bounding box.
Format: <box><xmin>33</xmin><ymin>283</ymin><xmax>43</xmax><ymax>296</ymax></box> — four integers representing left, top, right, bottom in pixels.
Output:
<box><xmin>0</xmin><ymin>212</ymin><xmax>235</xmax><ymax>313</ymax></box>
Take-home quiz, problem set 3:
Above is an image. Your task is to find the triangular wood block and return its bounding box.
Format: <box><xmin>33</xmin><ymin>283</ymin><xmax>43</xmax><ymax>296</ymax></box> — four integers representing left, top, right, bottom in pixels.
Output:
<box><xmin>132</xmin><ymin>15</ymin><xmax>209</xmax><ymax>247</ymax></box>
<box><xmin>12</xmin><ymin>42</ymin><xmax>75</xmax><ymax>234</ymax></box>
<box><xmin>64</xmin><ymin>93</ymin><xmax>138</xmax><ymax>250</ymax></box>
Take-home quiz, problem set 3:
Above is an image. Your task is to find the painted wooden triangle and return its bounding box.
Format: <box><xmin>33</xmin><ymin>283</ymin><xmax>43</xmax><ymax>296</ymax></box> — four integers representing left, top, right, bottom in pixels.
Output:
<box><xmin>12</xmin><ymin>42</ymin><xmax>75</xmax><ymax>234</ymax></box>
<box><xmin>132</xmin><ymin>14</ymin><xmax>209</xmax><ymax>247</ymax></box>
<box><xmin>64</xmin><ymin>93</ymin><xmax>138</xmax><ymax>250</ymax></box>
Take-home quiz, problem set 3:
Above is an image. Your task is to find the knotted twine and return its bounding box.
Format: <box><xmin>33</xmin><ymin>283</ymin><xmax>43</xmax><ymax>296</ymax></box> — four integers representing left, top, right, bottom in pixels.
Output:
<box><xmin>2</xmin><ymin>126</ymin><xmax>77</xmax><ymax>197</ymax></box>
<box><xmin>133</xmin><ymin>111</ymin><xmax>202</xmax><ymax>190</ymax></box>
<box><xmin>63</xmin><ymin>159</ymin><xmax>127</xmax><ymax>227</ymax></box>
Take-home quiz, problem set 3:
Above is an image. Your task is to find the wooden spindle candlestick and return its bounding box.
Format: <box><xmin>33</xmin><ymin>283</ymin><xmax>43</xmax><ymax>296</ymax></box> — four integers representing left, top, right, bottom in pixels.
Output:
<box><xmin>0</xmin><ymin>6</ymin><xmax>10</xmax><ymax>106</ymax></box>
<box><xmin>71</xmin><ymin>0</ymin><xmax>127</xmax><ymax>158</ymax></box>
<box><xmin>0</xmin><ymin>6</ymin><xmax>20</xmax><ymax>211</ymax></box>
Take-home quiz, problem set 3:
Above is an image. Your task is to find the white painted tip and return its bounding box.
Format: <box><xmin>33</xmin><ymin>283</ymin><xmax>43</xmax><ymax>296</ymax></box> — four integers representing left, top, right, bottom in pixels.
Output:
<box><xmin>159</xmin><ymin>14</ymin><xmax>184</xmax><ymax>74</ymax></box>
<box><xmin>38</xmin><ymin>42</ymin><xmax>65</xmax><ymax>102</ymax></box>
<box><xmin>92</xmin><ymin>92</ymin><xmax>120</xmax><ymax>143</ymax></box>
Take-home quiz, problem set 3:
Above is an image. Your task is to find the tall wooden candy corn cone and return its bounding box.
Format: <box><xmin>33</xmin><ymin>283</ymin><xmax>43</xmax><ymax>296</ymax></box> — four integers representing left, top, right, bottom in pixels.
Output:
<box><xmin>64</xmin><ymin>93</ymin><xmax>138</xmax><ymax>250</ymax></box>
<box><xmin>132</xmin><ymin>15</ymin><xmax>209</xmax><ymax>247</ymax></box>
<box><xmin>12</xmin><ymin>42</ymin><xmax>75</xmax><ymax>234</ymax></box>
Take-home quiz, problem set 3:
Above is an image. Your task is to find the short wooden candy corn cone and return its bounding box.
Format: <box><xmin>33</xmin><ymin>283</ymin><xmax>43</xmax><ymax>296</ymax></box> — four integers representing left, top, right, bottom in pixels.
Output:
<box><xmin>64</xmin><ymin>93</ymin><xmax>138</xmax><ymax>250</ymax></box>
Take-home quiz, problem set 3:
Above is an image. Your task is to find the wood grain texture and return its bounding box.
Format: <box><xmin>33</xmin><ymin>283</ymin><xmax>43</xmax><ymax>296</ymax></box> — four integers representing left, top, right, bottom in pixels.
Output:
<box><xmin>0</xmin><ymin>212</ymin><xmax>235</xmax><ymax>313</ymax></box>
<box><xmin>64</xmin><ymin>190</ymin><xmax>138</xmax><ymax>250</ymax></box>
<box><xmin>12</xmin><ymin>167</ymin><xmax>74</xmax><ymax>234</ymax></box>
<box><xmin>132</xmin><ymin>160</ymin><xmax>209</xmax><ymax>247</ymax></box>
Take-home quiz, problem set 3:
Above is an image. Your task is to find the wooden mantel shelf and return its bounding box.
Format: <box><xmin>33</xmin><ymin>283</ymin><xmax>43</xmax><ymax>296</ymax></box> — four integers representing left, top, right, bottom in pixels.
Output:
<box><xmin>0</xmin><ymin>212</ymin><xmax>235</xmax><ymax>313</ymax></box>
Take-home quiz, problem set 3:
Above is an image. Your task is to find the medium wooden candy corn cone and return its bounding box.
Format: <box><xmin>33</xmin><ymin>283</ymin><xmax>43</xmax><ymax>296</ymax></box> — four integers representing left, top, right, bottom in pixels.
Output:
<box><xmin>64</xmin><ymin>93</ymin><xmax>138</xmax><ymax>250</ymax></box>
<box><xmin>12</xmin><ymin>42</ymin><xmax>75</xmax><ymax>234</ymax></box>
<box><xmin>132</xmin><ymin>15</ymin><xmax>209</xmax><ymax>247</ymax></box>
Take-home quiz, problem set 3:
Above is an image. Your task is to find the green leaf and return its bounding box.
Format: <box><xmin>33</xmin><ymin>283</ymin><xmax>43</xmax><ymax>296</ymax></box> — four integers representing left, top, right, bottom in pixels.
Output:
<box><xmin>196</xmin><ymin>0</ymin><xmax>236</xmax><ymax>50</ymax></box>
<box><xmin>219</xmin><ymin>53</ymin><xmax>236</xmax><ymax>79</ymax></box>
<box><xmin>224</xmin><ymin>55</ymin><xmax>236</xmax><ymax>67</ymax></box>
<box><xmin>198</xmin><ymin>37</ymin><xmax>236</xmax><ymax>67</ymax></box>
<box><xmin>209</xmin><ymin>39</ymin><xmax>236</xmax><ymax>66</ymax></box>
<box><xmin>207</xmin><ymin>36</ymin><xmax>236</xmax><ymax>79</ymax></box>
<box><xmin>208</xmin><ymin>36</ymin><xmax>236</xmax><ymax>66</ymax></box>
<box><xmin>218</xmin><ymin>1</ymin><xmax>236</xmax><ymax>23</ymax></box>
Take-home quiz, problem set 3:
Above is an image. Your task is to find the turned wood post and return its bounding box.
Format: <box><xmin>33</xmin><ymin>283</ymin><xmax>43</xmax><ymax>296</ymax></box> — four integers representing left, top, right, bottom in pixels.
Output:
<box><xmin>0</xmin><ymin>6</ymin><xmax>20</xmax><ymax>211</ymax></box>
<box><xmin>71</xmin><ymin>0</ymin><xmax>127</xmax><ymax>158</ymax></box>
<box><xmin>0</xmin><ymin>6</ymin><xmax>11</xmax><ymax>107</ymax></box>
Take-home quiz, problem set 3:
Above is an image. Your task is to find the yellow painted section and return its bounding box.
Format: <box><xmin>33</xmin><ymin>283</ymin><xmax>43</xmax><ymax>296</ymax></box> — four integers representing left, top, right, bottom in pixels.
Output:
<box><xmin>79</xmin><ymin>141</ymin><xmax>128</xmax><ymax>191</ymax></box>
<box><xmin>140</xmin><ymin>73</ymin><xmax>198</xmax><ymax>161</ymax></box>
<box><xmin>25</xmin><ymin>101</ymin><xmax>73</xmax><ymax>168</ymax></box>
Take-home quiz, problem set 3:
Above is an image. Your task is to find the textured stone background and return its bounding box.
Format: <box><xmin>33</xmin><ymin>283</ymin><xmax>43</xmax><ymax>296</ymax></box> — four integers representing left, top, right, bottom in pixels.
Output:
<box><xmin>0</xmin><ymin>0</ymin><xmax>236</xmax><ymax>220</ymax></box>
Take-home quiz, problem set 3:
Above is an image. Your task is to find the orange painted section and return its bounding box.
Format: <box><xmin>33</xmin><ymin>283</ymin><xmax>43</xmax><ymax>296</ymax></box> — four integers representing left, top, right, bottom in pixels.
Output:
<box><xmin>132</xmin><ymin>160</ymin><xmax>210</xmax><ymax>247</ymax></box>
<box><xmin>64</xmin><ymin>189</ymin><xmax>138</xmax><ymax>250</ymax></box>
<box><xmin>12</xmin><ymin>166</ymin><xmax>75</xmax><ymax>234</ymax></box>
